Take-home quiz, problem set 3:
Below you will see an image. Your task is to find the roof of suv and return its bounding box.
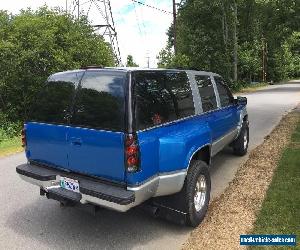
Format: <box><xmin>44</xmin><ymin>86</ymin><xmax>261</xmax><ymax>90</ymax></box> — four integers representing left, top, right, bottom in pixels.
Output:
<box><xmin>51</xmin><ymin>67</ymin><xmax>220</xmax><ymax>77</ymax></box>
<box><xmin>104</xmin><ymin>67</ymin><xmax>220</xmax><ymax>76</ymax></box>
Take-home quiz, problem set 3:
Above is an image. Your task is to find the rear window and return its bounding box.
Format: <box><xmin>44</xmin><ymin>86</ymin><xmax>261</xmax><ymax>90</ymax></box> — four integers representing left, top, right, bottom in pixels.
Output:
<box><xmin>29</xmin><ymin>71</ymin><xmax>83</xmax><ymax>124</ymax></box>
<box><xmin>71</xmin><ymin>71</ymin><xmax>126</xmax><ymax>131</ymax></box>
<box><xmin>29</xmin><ymin>70</ymin><xmax>127</xmax><ymax>132</ymax></box>
<box><xmin>134</xmin><ymin>71</ymin><xmax>195</xmax><ymax>130</ymax></box>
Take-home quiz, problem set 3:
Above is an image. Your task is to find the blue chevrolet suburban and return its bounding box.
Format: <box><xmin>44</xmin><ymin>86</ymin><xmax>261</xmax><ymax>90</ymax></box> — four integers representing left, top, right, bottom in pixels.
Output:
<box><xmin>17</xmin><ymin>67</ymin><xmax>249</xmax><ymax>227</ymax></box>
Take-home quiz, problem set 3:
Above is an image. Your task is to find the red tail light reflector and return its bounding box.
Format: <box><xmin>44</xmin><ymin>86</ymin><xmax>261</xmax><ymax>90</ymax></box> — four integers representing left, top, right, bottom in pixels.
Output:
<box><xmin>126</xmin><ymin>145</ymin><xmax>138</xmax><ymax>156</ymax></box>
<box><xmin>125</xmin><ymin>134</ymin><xmax>140</xmax><ymax>173</ymax></box>
<box><xmin>127</xmin><ymin>156</ymin><xmax>139</xmax><ymax>166</ymax></box>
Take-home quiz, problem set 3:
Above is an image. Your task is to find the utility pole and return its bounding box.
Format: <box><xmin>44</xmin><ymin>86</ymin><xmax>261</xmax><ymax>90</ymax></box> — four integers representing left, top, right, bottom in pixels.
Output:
<box><xmin>262</xmin><ymin>37</ymin><xmax>265</xmax><ymax>82</ymax></box>
<box><xmin>262</xmin><ymin>37</ymin><xmax>267</xmax><ymax>82</ymax></box>
<box><xmin>66</xmin><ymin>0</ymin><xmax>68</xmax><ymax>14</ymax></box>
<box><xmin>172</xmin><ymin>0</ymin><xmax>177</xmax><ymax>55</ymax></box>
<box><xmin>77</xmin><ymin>0</ymin><xmax>80</xmax><ymax>20</ymax></box>
<box><xmin>233</xmin><ymin>0</ymin><xmax>238</xmax><ymax>82</ymax></box>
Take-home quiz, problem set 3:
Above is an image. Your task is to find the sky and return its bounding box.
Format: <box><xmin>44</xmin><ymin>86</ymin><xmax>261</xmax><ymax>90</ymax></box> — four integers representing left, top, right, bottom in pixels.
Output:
<box><xmin>0</xmin><ymin>0</ymin><xmax>174</xmax><ymax>67</ymax></box>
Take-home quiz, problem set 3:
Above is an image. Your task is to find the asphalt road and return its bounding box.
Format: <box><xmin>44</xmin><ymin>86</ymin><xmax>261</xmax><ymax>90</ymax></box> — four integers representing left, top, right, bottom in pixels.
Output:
<box><xmin>0</xmin><ymin>83</ymin><xmax>299</xmax><ymax>250</ymax></box>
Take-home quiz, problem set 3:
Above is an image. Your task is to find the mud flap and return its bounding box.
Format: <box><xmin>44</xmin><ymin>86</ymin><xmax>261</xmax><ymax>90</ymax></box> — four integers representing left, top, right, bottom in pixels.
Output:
<box><xmin>141</xmin><ymin>201</ymin><xmax>187</xmax><ymax>226</ymax></box>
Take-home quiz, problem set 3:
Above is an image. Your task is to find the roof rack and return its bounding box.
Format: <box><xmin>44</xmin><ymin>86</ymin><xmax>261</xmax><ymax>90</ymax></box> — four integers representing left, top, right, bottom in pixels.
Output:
<box><xmin>169</xmin><ymin>66</ymin><xmax>203</xmax><ymax>71</ymax></box>
<box><xmin>80</xmin><ymin>65</ymin><xmax>104</xmax><ymax>69</ymax></box>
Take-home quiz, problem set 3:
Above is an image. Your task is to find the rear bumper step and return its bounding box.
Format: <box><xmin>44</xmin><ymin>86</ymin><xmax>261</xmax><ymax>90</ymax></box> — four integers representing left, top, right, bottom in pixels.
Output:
<box><xmin>46</xmin><ymin>187</ymin><xmax>82</xmax><ymax>205</ymax></box>
<box><xmin>16</xmin><ymin>163</ymin><xmax>135</xmax><ymax>210</ymax></box>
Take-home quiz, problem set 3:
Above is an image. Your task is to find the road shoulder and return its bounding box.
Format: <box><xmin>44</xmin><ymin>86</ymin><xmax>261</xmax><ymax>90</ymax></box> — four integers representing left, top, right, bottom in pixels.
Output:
<box><xmin>0</xmin><ymin>137</ymin><xmax>23</xmax><ymax>158</ymax></box>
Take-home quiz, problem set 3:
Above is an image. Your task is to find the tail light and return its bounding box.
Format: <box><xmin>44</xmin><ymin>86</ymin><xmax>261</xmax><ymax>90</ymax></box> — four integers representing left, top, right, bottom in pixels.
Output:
<box><xmin>125</xmin><ymin>134</ymin><xmax>140</xmax><ymax>173</ymax></box>
<box><xmin>21</xmin><ymin>127</ymin><xmax>26</xmax><ymax>147</ymax></box>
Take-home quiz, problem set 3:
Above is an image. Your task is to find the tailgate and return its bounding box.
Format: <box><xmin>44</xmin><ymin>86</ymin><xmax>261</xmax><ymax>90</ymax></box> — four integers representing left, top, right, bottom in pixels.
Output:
<box><xmin>25</xmin><ymin>122</ymin><xmax>126</xmax><ymax>182</ymax></box>
<box><xmin>67</xmin><ymin>127</ymin><xmax>126</xmax><ymax>182</ymax></box>
<box><xmin>25</xmin><ymin>122</ymin><xmax>69</xmax><ymax>170</ymax></box>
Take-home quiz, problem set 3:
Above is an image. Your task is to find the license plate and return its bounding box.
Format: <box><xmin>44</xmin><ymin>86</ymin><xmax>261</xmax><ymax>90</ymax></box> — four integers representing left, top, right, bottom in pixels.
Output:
<box><xmin>60</xmin><ymin>177</ymin><xmax>80</xmax><ymax>193</ymax></box>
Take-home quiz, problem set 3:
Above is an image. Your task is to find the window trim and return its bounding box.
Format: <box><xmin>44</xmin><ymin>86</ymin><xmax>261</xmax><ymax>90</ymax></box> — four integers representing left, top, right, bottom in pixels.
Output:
<box><xmin>136</xmin><ymin>113</ymin><xmax>197</xmax><ymax>133</ymax></box>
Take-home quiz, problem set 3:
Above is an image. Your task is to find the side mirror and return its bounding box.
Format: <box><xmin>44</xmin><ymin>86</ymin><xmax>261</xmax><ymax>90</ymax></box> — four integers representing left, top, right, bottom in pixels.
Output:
<box><xmin>235</xmin><ymin>96</ymin><xmax>247</xmax><ymax>105</ymax></box>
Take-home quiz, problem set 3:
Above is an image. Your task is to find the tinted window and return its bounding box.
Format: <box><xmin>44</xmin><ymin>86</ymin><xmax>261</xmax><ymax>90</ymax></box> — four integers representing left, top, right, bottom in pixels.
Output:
<box><xmin>214</xmin><ymin>76</ymin><xmax>234</xmax><ymax>107</ymax></box>
<box><xmin>134</xmin><ymin>71</ymin><xmax>195</xmax><ymax>130</ymax></box>
<box><xmin>29</xmin><ymin>71</ymin><xmax>84</xmax><ymax>124</ymax></box>
<box><xmin>71</xmin><ymin>71</ymin><xmax>126</xmax><ymax>131</ymax></box>
<box><xmin>195</xmin><ymin>75</ymin><xmax>217</xmax><ymax>112</ymax></box>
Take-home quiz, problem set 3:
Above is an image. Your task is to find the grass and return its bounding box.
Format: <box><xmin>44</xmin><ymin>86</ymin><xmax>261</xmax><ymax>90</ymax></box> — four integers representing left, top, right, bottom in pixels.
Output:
<box><xmin>234</xmin><ymin>82</ymin><xmax>269</xmax><ymax>94</ymax></box>
<box><xmin>0</xmin><ymin>136</ymin><xmax>23</xmax><ymax>157</ymax></box>
<box><xmin>251</xmin><ymin>119</ymin><xmax>300</xmax><ymax>249</ymax></box>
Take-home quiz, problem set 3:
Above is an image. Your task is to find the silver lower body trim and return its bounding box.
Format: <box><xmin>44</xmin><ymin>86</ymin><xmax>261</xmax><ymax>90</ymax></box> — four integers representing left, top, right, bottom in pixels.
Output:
<box><xmin>211</xmin><ymin>128</ymin><xmax>238</xmax><ymax>156</ymax></box>
<box><xmin>18</xmin><ymin>169</ymin><xmax>187</xmax><ymax>212</ymax></box>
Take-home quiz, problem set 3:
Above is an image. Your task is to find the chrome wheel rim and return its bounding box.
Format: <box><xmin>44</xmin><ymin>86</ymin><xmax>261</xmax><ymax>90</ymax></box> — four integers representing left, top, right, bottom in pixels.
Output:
<box><xmin>243</xmin><ymin>130</ymin><xmax>248</xmax><ymax>149</ymax></box>
<box><xmin>194</xmin><ymin>175</ymin><xmax>207</xmax><ymax>212</ymax></box>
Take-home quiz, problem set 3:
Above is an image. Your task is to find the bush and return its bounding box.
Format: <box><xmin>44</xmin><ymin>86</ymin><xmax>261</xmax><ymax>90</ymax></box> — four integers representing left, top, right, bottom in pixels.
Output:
<box><xmin>0</xmin><ymin>7</ymin><xmax>115</xmax><ymax>122</ymax></box>
<box><xmin>0</xmin><ymin>113</ymin><xmax>21</xmax><ymax>141</ymax></box>
<box><xmin>229</xmin><ymin>81</ymin><xmax>248</xmax><ymax>92</ymax></box>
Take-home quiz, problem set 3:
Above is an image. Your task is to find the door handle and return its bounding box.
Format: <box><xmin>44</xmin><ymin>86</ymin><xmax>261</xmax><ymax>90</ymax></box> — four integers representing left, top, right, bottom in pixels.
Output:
<box><xmin>70</xmin><ymin>137</ymin><xmax>82</xmax><ymax>146</ymax></box>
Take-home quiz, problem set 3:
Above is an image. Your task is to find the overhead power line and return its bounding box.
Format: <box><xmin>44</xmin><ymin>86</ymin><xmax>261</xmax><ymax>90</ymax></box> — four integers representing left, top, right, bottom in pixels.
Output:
<box><xmin>79</xmin><ymin>0</ymin><xmax>93</xmax><ymax>6</ymax></box>
<box><xmin>132</xmin><ymin>0</ymin><xmax>150</xmax><ymax>67</ymax></box>
<box><xmin>131</xmin><ymin>0</ymin><xmax>173</xmax><ymax>15</ymax></box>
<box><xmin>132</xmin><ymin>1</ymin><xmax>143</xmax><ymax>37</ymax></box>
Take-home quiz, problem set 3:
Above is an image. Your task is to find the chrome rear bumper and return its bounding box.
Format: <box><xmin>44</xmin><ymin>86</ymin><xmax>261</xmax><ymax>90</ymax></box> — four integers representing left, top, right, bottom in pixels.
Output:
<box><xmin>17</xmin><ymin>164</ymin><xmax>186</xmax><ymax>212</ymax></box>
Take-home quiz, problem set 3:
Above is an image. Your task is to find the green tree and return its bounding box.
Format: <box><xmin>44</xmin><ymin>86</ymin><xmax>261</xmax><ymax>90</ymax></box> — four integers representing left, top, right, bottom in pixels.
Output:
<box><xmin>157</xmin><ymin>46</ymin><xmax>173</xmax><ymax>68</ymax></box>
<box><xmin>0</xmin><ymin>7</ymin><xmax>115</xmax><ymax>122</ymax></box>
<box><xmin>126</xmin><ymin>55</ymin><xmax>139</xmax><ymax>67</ymax></box>
<box><xmin>158</xmin><ymin>0</ymin><xmax>299</xmax><ymax>84</ymax></box>
<box><xmin>157</xmin><ymin>45</ymin><xmax>190</xmax><ymax>69</ymax></box>
<box><xmin>274</xmin><ymin>32</ymin><xmax>300</xmax><ymax>80</ymax></box>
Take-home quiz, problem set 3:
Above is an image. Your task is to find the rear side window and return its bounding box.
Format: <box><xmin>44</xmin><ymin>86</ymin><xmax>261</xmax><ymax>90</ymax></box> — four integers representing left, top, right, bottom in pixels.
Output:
<box><xmin>71</xmin><ymin>71</ymin><xmax>126</xmax><ymax>131</ymax></box>
<box><xmin>134</xmin><ymin>71</ymin><xmax>195</xmax><ymax>130</ymax></box>
<box><xmin>29</xmin><ymin>71</ymin><xmax>84</xmax><ymax>124</ymax></box>
<box><xmin>214</xmin><ymin>76</ymin><xmax>234</xmax><ymax>107</ymax></box>
<box><xmin>195</xmin><ymin>75</ymin><xmax>217</xmax><ymax>112</ymax></box>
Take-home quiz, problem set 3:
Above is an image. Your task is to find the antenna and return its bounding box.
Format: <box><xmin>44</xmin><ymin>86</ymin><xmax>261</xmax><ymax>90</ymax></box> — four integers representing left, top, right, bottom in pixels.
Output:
<box><xmin>67</xmin><ymin>0</ymin><xmax>122</xmax><ymax>66</ymax></box>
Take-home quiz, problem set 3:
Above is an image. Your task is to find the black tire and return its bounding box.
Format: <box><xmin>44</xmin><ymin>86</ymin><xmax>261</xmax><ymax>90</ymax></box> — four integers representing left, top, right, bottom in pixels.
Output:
<box><xmin>232</xmin><ymin>121</ymin><xmax>249</xmax><ymax>156</ymax></box>
<box><xmin>182</xmin><ymin>160</ymin><xmax>211</xmax><ymax>227</ymax></box>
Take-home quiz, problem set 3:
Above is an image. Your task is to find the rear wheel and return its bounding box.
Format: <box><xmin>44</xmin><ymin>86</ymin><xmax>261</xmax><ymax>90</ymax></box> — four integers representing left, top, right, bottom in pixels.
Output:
<box><xmin>149</xmin><ymin>160</ymin><xmax>211</xmax><ymax>227</ymax></box>
<box><xmin>181</xmin><ymin>160</ymin><xmax>211</xmax><ymax>227</ymax></box>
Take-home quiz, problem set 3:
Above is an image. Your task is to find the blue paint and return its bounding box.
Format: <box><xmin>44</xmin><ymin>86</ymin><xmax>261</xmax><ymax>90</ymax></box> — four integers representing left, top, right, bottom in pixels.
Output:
<box><xmin>126</xmin><ymin>105</ymin><xmax>241</xmax><ymax>186</ymax></box>
<box><xmin>26</xmin><ymin>122</ymin><xmax>69</xmax><ymax>169</ymax></box>
<box><xmin>209</xmin><ymin>105</ymin><xmax>239</xmax><ymax>140</ymax></box>
<box><xmin>127</xmin><ymin>115</ymin><xmax>211</xmax><ymax>185</ymax></box>
<box><xmin>25</xmin><ymin>104</ymin><xmax>242</xmax><ymax>186</ymax></box>
<box><xmin>26</xmin><ymin>122</ymin><xmax>125</xmax><ymax>182</ymax></box>
<box><xmin>67</xmin><ymin>127</ymin><xmax>125</xmax><ymax>182</ymax></box>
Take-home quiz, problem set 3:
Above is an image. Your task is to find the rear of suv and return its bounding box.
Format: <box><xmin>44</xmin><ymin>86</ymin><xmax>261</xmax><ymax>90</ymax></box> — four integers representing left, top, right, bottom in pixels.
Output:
<box><xmin>17</xmin><ymin>67</ymin><xmax>249</xmax><ymax>227</ymax></box>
